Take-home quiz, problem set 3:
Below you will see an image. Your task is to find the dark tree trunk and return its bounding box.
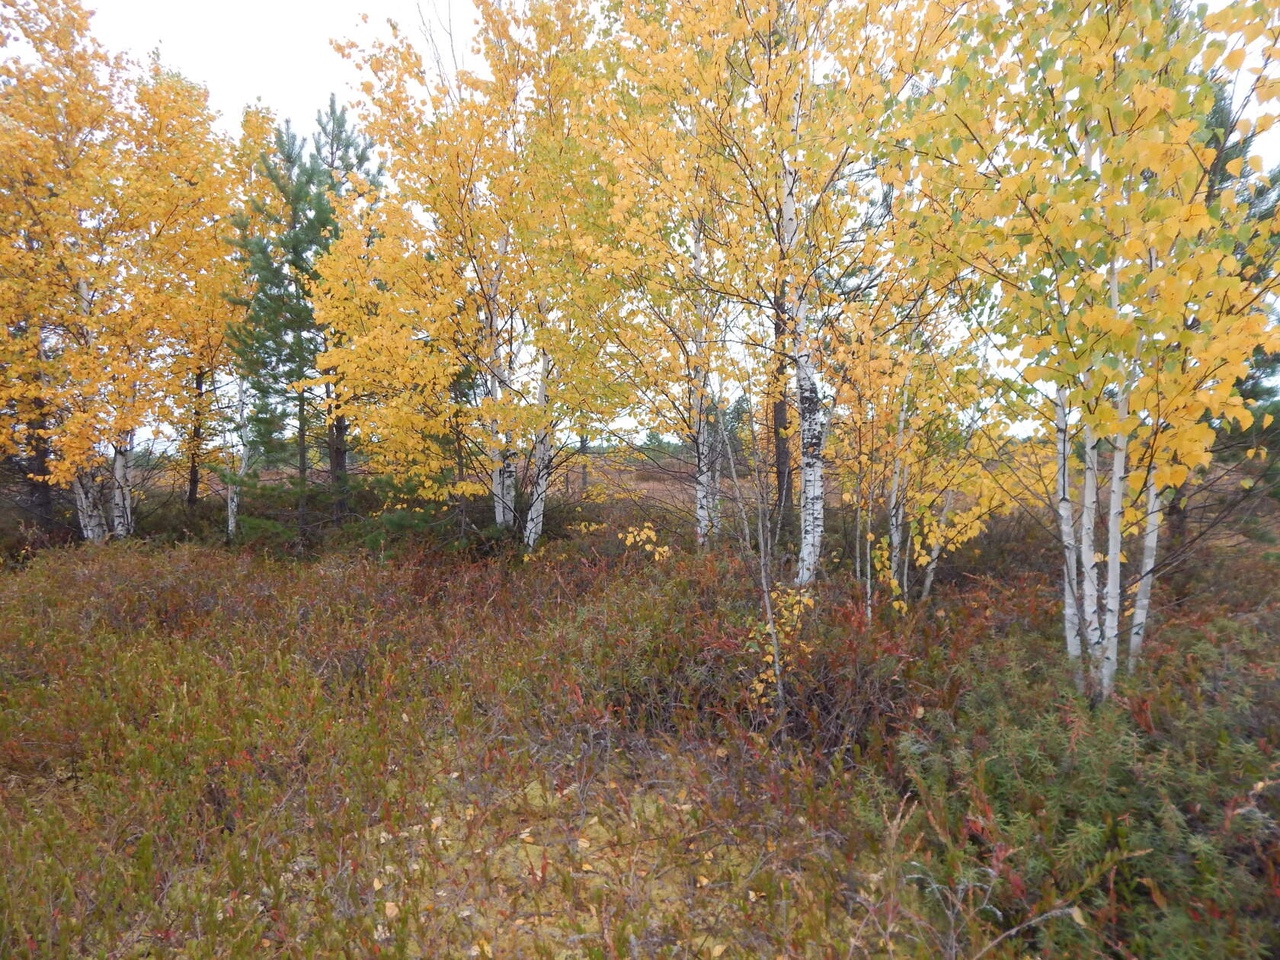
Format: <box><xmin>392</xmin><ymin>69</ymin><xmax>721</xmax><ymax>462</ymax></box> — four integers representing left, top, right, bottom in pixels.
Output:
<box><xmin>328</xmin><ymin>414</ymin><xmax>349</xmax><ymax>519</ymax></box>
<box><xmin>29</xmin><ymin>415</ymin><xmax>54</xmax><ymax>531</ymax></box>
<box><xmin>1166</xmin><ymin>479</ymin><xmax>1192</xmax><ymax>600</ymax></box>
<box><xmin>187</xmin><ymin>370</ymin><xmax>205</xmax><ymax>508</ymax></box>
<box><xmin>772</xmin><ymin>310</ymin><xmax>794</xmax><ymax>536</ymax></box>
<box><xmin>297</xmin><ymin>393</ymin><xmax>308</xmax><ymax>541</ymax></box>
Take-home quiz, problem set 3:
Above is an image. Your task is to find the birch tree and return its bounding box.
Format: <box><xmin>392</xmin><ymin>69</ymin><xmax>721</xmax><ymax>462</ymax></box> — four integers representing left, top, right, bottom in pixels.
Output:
<box><xmin>324</xmin><ymin>0</ymin><xmax>621</xmax><ymax>548</ymax></box>
<box><xmin>649</xmin><ymin>0</ymin><xmax>950</xmax><ymax>585</ymax></box>
<box><xmin>928</xmin><ymin>0</ymin><xmax>1280</xmax><ymax>695</ymax></box>
<box><xmin>1</xmin><ymin>0</ymin><xmax>244</xmax><ymax>541</ymax></box>
<box><xmin>128</xmin><ymin>64</ymin><xmax>246</xmax><ymax>513</ymax></box>
<box><xmin>0</xmin><ymin>0</ymin><xmax>129</xmax><ymax>541</ymax></box>
<box><xmin>594</xmin><ymin>0</ymin><xmax>749</xmax><ymax>548</ymax></box>
<box><xmin>826</xmin><ymin>294</ymin><xmax>1011</xmax><ymax>609</ymax></box>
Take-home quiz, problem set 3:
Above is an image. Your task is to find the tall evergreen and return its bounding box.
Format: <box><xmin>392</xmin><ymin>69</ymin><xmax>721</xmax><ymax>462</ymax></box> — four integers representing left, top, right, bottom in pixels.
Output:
<box><xmin>232</xmin><ymin>96</ymin><xmax>380</xmax><ymax>534</ymax></box>
<box><xmin>1164</xmin><ymin>81</ymin><xmax>1280</xmax><ymax>563</ymax></box>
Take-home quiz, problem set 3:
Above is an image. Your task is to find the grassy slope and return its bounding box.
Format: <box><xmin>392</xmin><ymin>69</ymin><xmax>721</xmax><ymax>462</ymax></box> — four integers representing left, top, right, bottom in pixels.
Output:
<box><xmin>1</xmin><ymin>534</ymin><xmax>1278</xmax><ymax>958</ymax></box>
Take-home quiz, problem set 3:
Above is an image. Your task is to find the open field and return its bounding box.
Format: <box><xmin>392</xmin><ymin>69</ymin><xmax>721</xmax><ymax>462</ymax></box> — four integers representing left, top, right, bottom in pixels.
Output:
<box><xmin>2</xmin><ymin>530</ymin><xmax>1279</xmax><ymax>958</ymax></box>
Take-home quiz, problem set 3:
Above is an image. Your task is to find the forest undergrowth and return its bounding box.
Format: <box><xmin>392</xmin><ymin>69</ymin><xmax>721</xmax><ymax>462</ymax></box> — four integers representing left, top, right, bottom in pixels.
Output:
<box><xmin>1</xmin><ymin>525</ymin><xmax>1279</xmax><ymax>958</ymax></box>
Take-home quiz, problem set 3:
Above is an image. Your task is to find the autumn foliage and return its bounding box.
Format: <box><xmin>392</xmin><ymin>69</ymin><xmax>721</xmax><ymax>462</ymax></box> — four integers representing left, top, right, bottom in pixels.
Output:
<box><xmin>3</xmin><ymin>0</ymin><xmax>1280</xmax><ymax>954</ymax></box>
<box><xmin>5</xmin><ymin>0</ymin><xmax>1278</xmax><ymax>685</ymax></box>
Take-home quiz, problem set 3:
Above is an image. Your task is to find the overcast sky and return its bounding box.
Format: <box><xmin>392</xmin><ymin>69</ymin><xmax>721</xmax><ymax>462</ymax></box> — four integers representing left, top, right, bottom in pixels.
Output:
<box><xmin>81</xmin><ymin>1</ymin><xmax>1277</xmax><ymax>165</ymax></box>
<box><xmin>86</xmin><ymin>0</ymin><xmax>477</xmax><ymax>133</ymax></box>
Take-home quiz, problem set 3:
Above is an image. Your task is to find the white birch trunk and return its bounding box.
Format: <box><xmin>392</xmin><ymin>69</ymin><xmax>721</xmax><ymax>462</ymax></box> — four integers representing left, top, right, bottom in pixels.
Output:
<box><xmin>887</xmin><ymin>377</ymin><xmax>912</xmax><ymax>595</ymax></box>
<box><xmin>853</xmin><ymin>502</ymin><xmax>862</xmax><ymax>583</ymax></box>
<box><xmin>919</xmin><ymin>490</ymin><xmax>954</xmax><ymax>603</ymax></box>
<box><xmin>1080</xmin><ymin>422</ymin><xmax>1103</xmax><ymax>663</ymax></box>
<box><xmin>900</xmin><ymin>508</ymin><xmax>911</xmax><ymax>598</ymax></box>
<box><xmin>690</xmin><ymin>369</ymin><xmax>720</xmax><ymax>549</ymax></box>
<box><xmin>523</xmin><ymin>352</ymin><xmax>554</xmax><ymax>550</ymax></box>
<box><xmin>888</xmin><ymin>459</ymin><xmax>904</xmax><ymax>594</ymax></box>
<box><xmin>227</xmin><ymin>377</ymin><xmax>251</xmax><ymax>542</ymax></box>
<box><xmin>493</xmin><ymin>454</ymin><xmax>516</xmax><ymax>530</ymax></box>
<box><xmin>73</xmin><ymin>469</ymin><xmax>110</xmax><ymax>544</ymax></box>
<box><xmin>70</xmin><ymin>278</ymin><xmax>113</xmax><ymax>544</ymax></box>
<box><xmin>794</xmin><ymin>337</ymin><xmax>826</xmax><ymax>587</ymax></box>
<box><xmin>693</xmin><ymin>408</ymin><xmax>720</xmax><ymax>548</ymax></box>
<box><xmin>1097</xmin><ymin>259</ymin><xmax>1133</xmax><ymax>698</ymax></box>
<box><xmin>895</xmin><ymin>467</ymin><xmax>910</xmax><ymax>594</ymax></box>
<box><xmin>524</xmin><ymin>441</ymin><xmax>552</xmax><ymax>549</ymax></box>
<box><xmin>865</xmin><ymin>495</ymin><xmax>874</xmax><ymax>621</ymax></box>
<box><xmin>1053</xmin><ymin>389</ymin><xmax>1084</xmax><ymax>689</ymax></box>
<box><xmin>486</xmin><ymin>323</ymin><xmax>514</xmax><ymax>531</ymax></box>
<box><xmin>108</xmin><ymin>435</ymin><xmax>134</xmax><ymax>538</ymax></box>
<box><xmin>1128</xmin><ymin>478</ymin><xmax>1162</xmax><ymax>672</ymax></box>
<box><xmin>226</xmin><ymin>466</ymin><xmax>240</xmax><ymax>543</ymax></box>
<box><xmin>1099</xmin><ymin>414</ymin><xmax>1129</xmax><ymax>697</ymax></box>
<box><xmin>780</xmin><ymin>80</ymin><xmax>825</xmax><ymax>588</ymax></box>
<box><xmin>691</xmin><ymin>216</ymin><xmax>720</xmax><ymax>549</ymax></box>
<box><xmin>478</xmin><ymin>238</ymin><xmax>517</xmax><ymax>532</ymax></box>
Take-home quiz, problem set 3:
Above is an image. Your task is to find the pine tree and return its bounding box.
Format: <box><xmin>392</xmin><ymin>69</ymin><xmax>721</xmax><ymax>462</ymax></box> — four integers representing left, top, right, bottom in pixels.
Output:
<box><xmin>1166</xmin><ymin>83</ymin><xmax>1280</xmax><ymax>564</ymax></box>
<box><xmin>231</xmin><ymin>96</ymin><xmax>379</xmax><ymax>537</ymax></box>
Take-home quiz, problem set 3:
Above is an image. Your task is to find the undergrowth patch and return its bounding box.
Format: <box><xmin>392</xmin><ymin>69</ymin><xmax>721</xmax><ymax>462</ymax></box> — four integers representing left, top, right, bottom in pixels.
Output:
<box><xmin>1</xmin><ymin>543</ymin><xmax>1277</xmax><ymax>957</ymax></box>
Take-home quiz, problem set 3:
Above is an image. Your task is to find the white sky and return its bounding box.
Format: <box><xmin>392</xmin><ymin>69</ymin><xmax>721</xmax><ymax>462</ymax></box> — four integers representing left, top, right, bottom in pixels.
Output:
<box><xmin>86</xmin><ymin>0</ymin><xmax>478</xmax><ymax>134</ymax></box>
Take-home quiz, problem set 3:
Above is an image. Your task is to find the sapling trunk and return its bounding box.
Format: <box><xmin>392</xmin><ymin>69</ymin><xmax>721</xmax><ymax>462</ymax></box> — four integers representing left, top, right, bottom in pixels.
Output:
<box><xmin>1128</xmin><ymin>478</ymin><xmax>1163</xmax><ymax>672</ymax></box>
<box><xmin>296</xmin><ymin>390</ymin><xmax>308</xmax><ymax>540</ymax></box>
<box><xmin>1080</xmin><ymin>421</ymin><xmax>1103</xmax><ymax>670</ymax></box>
<box><xmin>691</xmin><ymin>217</ymin><xmax>720</xmax><ymax>549</ymax></box>
<box><xmin>227</xmin><ymin>377</ymin><xmax>250</xmax><ymax>543</ymax></box>
<box><xmin>920</xmin><ymin>490</ymin><xmax>954</xmax><ymax>603</ymax></box>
